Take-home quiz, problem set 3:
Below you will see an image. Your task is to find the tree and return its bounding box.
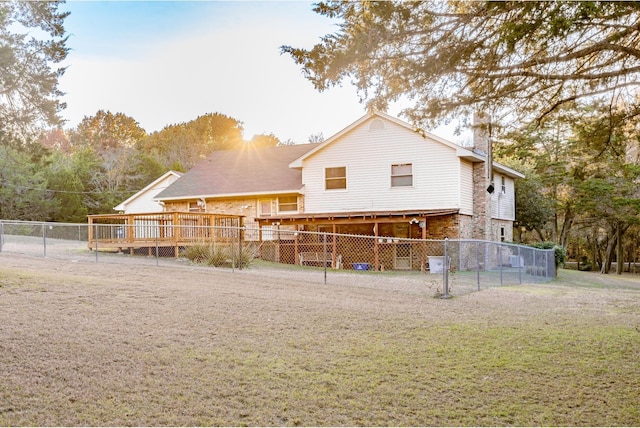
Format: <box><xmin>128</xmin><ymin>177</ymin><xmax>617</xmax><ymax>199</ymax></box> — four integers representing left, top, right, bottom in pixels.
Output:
<box><xmin>569</xmin><ymin>102</ymin><xmax>640</xmax><ymax>273</ymax></box>
<box><xmin>0</xmin><ymin>1</ymin><xmax>69</xmax><ymax>142</ymax></box>
<box><xmin>139</xmin><ymin>113</ymin><xmax>244</xmax><ymax>170</ymax></box>
<box><xmin>308</xmin><ymin>132</ymin><xmax>325</xmax><ymax>144</ymax></box>
<box><xmin>282</xmin><ymin>1</ymin><xmax>640</xmax><ymax>130</ymax></box>
<box><xmin>40</xmin><ymin>128</ymin><xmax>72</xmax><ymax>154</ymax></box>
<box><xmin>0</xmin><ymin>145</ymin><xmax>58</xmax><ymax>220</ymax></box>
<box><xmin>68</xmin><ymin>110</ymin><xmax>147</xmax><ymax>152</ymax></box>
<box><xmin>506</xmin><ymin>161</ymin><xmax>555</xmax><ymax>243</ymax></box>
<box><xmin>65</xmin><ymin>111</ymin><xmax>149</xmax><ymax>214</ymax></box>
<box><xmin>248</xmin><ymin>133</ymin><xmax>280</xmax><ymax>148</ymax></box>
<box><xmin>497</xmin><ymin>100</ymin><xmax>640</xmax><ymax>272</ymax></box>
<box><xmin>45</xmin><ymin>151</ymin><xmax>88</xmax><ymax>223</ymax></box>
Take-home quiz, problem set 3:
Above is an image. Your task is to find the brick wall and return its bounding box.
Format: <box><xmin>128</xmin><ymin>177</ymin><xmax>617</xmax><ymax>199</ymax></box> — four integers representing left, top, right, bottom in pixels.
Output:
<box><xmin>472</xmin><ymin>112</ymin><xmax>493</xmax><ymax>240</ymax></box>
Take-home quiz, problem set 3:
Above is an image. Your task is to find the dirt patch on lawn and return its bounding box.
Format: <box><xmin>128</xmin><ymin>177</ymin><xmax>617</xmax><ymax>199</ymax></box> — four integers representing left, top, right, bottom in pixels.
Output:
<box><xmin>1</xmin><ymin>254</ymin><xmax>639</xmax><ymax>426</ymax></box>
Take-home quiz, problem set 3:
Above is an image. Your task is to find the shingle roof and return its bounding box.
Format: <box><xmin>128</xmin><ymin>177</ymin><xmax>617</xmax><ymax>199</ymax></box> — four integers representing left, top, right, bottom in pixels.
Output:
<box><xmin>154</xmin><ymin>143</ymin><xmax>316</xmax><ymax>200</ymax></box>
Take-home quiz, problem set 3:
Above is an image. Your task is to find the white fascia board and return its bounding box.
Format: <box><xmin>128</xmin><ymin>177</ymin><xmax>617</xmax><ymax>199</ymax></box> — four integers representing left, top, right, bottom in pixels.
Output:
<box><xmin>113</xmin><ymin>171</ymin><xmax>182</xmax><ymax>211</ymax></box>
<box><xmin>154</xmin><ymin>189</ymin><xmax>304</xmax><ymax>202</ymax></box>
<box><xmin>493</xmin><ymin>162</ymin><xmax>526</xmax><ymax>179</ymax></box>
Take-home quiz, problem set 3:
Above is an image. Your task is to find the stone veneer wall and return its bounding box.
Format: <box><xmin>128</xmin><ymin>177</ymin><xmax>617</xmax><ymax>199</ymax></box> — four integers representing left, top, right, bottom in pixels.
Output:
<box><xmin>471</xmin><ymin>112</ymin><xmax>493</xmax><ymax>241</ymax></box>
<box><xmin>164</xmin><ymin>199</ymin><xmax>258</xmax><ymax>228</ymax></box>
<box><xmin>165</xmin><ymin>199</ymin><xmax>480</xmax><ymax>242</ymax></box>
<box><xmin>457</xmin><ymin>214</ymin><xmax>474</xmax><ymax>240</ymax></box>
<box><xmin>425</xmin><ymin>215</ymin><xmax>460</xmax><ymax>239</ymax></box>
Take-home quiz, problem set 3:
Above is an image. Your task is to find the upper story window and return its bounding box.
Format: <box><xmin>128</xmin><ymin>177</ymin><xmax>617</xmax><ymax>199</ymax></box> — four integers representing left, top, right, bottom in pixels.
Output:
<box><xmin>188</xmin><ymin>201</ymin><xmax>201</xmax><ymax>212</ymax></box>
<box><xmin>501</xmin><ymin>176</ymin><xmax>506</xmax><ymax>194</ymax></box>
<box><xmin>325</xmin><ymin>166</ymin><xmax>347</xmax><ymax>190</ymax></box>
<box><xmin>278</xmin><ymin>196</ymin><xmax>298</xmax><ymax>213</ymax></box>
<box><xmin>391</xmin><ymin>163</ymin><xmax>413</xmax><ymax>187</ymax></box>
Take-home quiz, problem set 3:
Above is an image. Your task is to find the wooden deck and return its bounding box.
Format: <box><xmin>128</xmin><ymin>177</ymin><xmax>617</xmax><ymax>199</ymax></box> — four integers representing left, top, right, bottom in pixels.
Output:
<box><xmin>88</xmin><ymin>212</ymin><xmax>244</xmax><ymax>257</ymax></box>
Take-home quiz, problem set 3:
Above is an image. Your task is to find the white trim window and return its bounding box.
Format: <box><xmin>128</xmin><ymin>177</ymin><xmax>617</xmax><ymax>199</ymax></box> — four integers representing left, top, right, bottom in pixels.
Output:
<box><xmin>325</xmin><ymin>166</ymin><xmax>347</xmax><ymax>190</ymax></box>
<box><xmin>277</xmin><ymin>195</ymin><xmax>298</xmax><ymax>213</ymax></box>
<box><xmin>391</xmin><ymin>163</ymin><xmax>413</xmax><ymax>187</ymax></box>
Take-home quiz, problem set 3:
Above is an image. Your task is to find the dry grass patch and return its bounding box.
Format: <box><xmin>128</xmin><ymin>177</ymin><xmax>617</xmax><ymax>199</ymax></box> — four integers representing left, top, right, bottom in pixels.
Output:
<box><xmin>0</xmin><ymin>256</ymin><xmax>639</xmax><ymax>426</ymax></box>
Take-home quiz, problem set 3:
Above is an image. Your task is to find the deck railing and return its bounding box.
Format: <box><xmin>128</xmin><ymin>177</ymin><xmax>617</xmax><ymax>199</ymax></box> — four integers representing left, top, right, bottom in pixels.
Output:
<box><xmin>87</xmin><ymin>212</ymin><xmax>244</xmax><ymax>256</ymax></box>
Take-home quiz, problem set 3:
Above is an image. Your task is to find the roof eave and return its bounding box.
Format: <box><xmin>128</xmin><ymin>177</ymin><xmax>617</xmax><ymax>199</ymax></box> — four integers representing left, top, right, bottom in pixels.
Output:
<box><xmin>155</xmin><ymin>188</ymin><xmax>304</xmax><ymax>202</ymax></box>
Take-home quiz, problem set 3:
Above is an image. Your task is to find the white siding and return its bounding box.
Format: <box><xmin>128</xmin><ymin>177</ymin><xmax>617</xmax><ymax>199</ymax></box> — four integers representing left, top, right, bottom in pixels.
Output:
<box><xmin>459</xmin><ymin>161</ymin><xmax>474</xmax><ymax>215</ymax></box>
<box><xmin>491</xmin><ymin>173</ymin><xmax>516</xmax><ymax>220</ymax></box>
<box><xmin>301</xmin><ymin>117</ymin><xmax>462</xmax><ymax>213</ymax></box>
<box><xmin>121</xmin><ymin>175</ymin><xmax>180</xmax><ymax>213</ymax></box>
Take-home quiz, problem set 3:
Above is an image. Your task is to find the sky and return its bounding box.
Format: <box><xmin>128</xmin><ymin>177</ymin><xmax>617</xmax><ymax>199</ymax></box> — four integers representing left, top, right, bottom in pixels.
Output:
<box><xmin>58</xmin><ymin>1</ymin><xmax>464</xmax><ymax>144</ymax></box>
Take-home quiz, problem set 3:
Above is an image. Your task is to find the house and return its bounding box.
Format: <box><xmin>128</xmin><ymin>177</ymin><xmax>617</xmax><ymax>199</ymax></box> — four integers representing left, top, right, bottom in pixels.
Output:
<box><xmin>152</xmin><ymin>143</ymin><xmax>316</xmax><ymax>239</ymax></box>
<box><xmin>114</xmin><ymin>170</ymin><xmax>183</xmax><ymax>213</ymax></box>
<box><xmin>155</xmin><ymin>112</ymin><xmax>523</xmax><ymax>245</ymax></box>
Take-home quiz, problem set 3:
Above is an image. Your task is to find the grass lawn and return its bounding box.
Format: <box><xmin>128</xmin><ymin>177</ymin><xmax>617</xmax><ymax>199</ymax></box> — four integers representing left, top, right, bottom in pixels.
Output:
<box><xmin>0</xmin><ymin>256</ymin><xmax>638</xmax><ymax>426</ymax></box>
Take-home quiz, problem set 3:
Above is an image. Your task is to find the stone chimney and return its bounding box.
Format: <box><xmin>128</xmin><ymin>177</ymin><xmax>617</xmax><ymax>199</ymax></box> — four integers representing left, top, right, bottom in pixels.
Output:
<box><xmin>472</xmin><ymin>112</ymin><xmax>493</xmax><ymax>241</ymax></box>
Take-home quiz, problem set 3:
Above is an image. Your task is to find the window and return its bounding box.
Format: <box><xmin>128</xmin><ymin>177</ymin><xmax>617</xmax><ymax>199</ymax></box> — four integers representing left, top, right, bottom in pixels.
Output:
<box><xmin>391</xmin><ymin>163</ymin><xmax>413</xmax><ymax>187</ymax></box>
<box><xmin>188</xmin><ymin>202</ymin><xmax>200</xmax><ymax>212</ymax></box>
<box><xmin>500</xmin><ymin>226</ymin><xmax>506</xmax><ymax>242</ymax></box>
<box><xmin>261</xmin><ymin>226</ymin><xmax>275</xmax><ymax>241</ymax></box>
<box><xmin>501</xmin><ymin>176</ymin><xmax>506</xmax><ymax>194</ymax></box>
<box><xmin>259</xmin><ymin>200</ymin><xmax>272</xmax><ymax>216</ymax></box>
<box><xmin>278</xmin><ymin>196</ymin><xmax>298</xmax><ymax>213</ymax></box>
<box><xmin>325</xmin><ymin>167</ymin><xmax>347</xmax><ymax>190</ymax></box>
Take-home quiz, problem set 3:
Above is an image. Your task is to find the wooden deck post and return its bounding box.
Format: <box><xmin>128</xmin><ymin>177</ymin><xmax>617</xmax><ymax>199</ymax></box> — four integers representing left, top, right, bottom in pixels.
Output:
<box><xmin>173</xmin><ymin>212</ymin><xmax>179</xmax><ymax>258</ymax></box>
<box><xmin>332</xmin><ymin>224</ymin><xmax>338</xmax><ymax>268</ymax></box>
<box><xmin>88</xmin><ymin>217</ymin><xmax>94</xmax><ymax>250</ymax></box>
<box><xmin>421</xmin><ymin>218</ymin><xmax>427</xmax><ymax>272</ymax></box>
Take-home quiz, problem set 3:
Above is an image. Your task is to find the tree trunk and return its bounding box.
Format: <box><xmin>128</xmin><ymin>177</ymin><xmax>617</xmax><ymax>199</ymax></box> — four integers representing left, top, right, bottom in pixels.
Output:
<box><xmin>558</xmin><ymin>206</ymin><xmax>574</xmax><ymax>249</ymax></box>
<box><xmin>616</xmin><ymin>223</ymin><xmax>623</xmax><ymax>275</ymax></box>
<box><xmin>590</xmin><ymin>228</ymin><xmax>600</xmax><ymax>272</ymax></box>
<box><xmin>601</xmin><ymin>229</ymin><xmax>616</xmax><ymax>274</ymax></box>
<box><xmin>534</xmin><ymin>227</ymin><xmax>545</xmax><ymax>242</ymax></box>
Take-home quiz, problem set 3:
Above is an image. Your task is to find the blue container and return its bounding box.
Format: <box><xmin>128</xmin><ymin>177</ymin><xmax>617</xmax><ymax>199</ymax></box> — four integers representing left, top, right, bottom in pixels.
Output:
<box><xmin>353</xmin><ymin>263</ymin><xmax>370</xmax><ymax>270</ymax></box>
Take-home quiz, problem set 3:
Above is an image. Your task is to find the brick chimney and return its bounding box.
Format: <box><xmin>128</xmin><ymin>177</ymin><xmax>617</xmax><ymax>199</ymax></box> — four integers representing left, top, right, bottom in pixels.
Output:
<box><xmin>472</xmin><ymin>112</ymin><xmax>493</xmax><ymax>241</ymax></box>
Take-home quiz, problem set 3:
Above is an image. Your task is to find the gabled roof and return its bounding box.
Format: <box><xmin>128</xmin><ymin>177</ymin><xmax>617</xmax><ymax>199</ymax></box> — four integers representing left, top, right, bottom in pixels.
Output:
<box><xmin>289</xmin><ymin>111</ymin><xmax>469</xmax><ymax>168</ymax></box>
<box><xmin>114</xmin><ymin>170</ymin><xmax>182</xmax><ymax>211</ymax></box>
<box><xmin>288</xmin><ymin>111</ymin><xmax>524</xmax><ymax>179</ymax></box>
<box><xmin>154</xmin><ymin>143</ymin><xmax>317</xmax><ymax>201</ymax></box>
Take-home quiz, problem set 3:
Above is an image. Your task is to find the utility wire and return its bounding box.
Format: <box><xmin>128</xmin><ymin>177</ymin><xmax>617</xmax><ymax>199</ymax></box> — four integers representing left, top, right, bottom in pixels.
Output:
<box><xmin>0</xmin><ymin>180</ymin><xmax>174</xmax><ymax>196</ymax></box>
<box><xmin>0</xmin><ymin>180</ymin><xmax>113</xmax><ymax>195</ymax></box>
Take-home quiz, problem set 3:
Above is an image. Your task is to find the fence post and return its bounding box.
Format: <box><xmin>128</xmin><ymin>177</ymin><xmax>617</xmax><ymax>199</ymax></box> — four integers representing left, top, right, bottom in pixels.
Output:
<box><xmin>499</xmin><ymin>244</ymin><xmax>503</xmax><ymax>287</ymax></box>
<box><xmin>323</xmin><ymin>233</ymin><xmax>328</xmax><ymax>285</ymax></box>
<box><xmin>518</xmin><ymin>246</ymin><xmax>522</xmax><ymax>284</ymax></box>
<box><xmin>476</xmin><ymin>240</ymin><xmax>480</xmax><ymax>291</ymax></box>
<box><xmin>443</xmin><ymin>238</ymin><xmax>450</xmax><ymax>298</ymax></box>
<box><xmin>239</xmin><ymin>226</ymin><xmax>244</xmax><ymax>270</ymax></box>
<box><xmin>94</xmin><ymin>223</ymin><xmax>99</xmax><ymax>263</ymax></box>
<box><xmin>0</xmin><ymin>220</ymin><xmax>3</xmax><ymax>253</ymax></box>
<box><xmin>231</xmin><ymin>229</ymin><xmax>236</xmax><ymax>273</ymax></box>
<box><xmin>42</xmin><ymin>222</ymin><xmax>47</xmax><ymax>258</ymax></box>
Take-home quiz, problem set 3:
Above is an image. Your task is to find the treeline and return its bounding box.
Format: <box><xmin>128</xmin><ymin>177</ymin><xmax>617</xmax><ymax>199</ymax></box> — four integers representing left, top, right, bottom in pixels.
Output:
<box><xmin>494</xmin><ymin>100</ymin><xmax>640</xmax><ymax>273</ymax></box>
<box><xmin>0</xmin><ymin>110</ymin><xmax>286</xmax><ymax>223</ymax></box>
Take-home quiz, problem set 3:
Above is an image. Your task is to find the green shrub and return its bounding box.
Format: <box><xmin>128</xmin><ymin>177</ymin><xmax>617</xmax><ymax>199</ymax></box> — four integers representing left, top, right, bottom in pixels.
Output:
<box><xmin>529</xmin><ymin>241</ymin><xmax>566</xmax><ymax>268</ymax></box>
<box><xmin>181</xmin><ymin>242</ymin><xmax>253</xmax><ymax>268</ymax></box>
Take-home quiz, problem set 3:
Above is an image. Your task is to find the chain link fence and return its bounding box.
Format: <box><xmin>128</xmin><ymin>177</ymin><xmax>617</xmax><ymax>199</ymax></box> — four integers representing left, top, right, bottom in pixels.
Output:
<box><xmin>0</xmin><ymin>220</ymin><xmax>556</xmax><ymax>297</ymax></box>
